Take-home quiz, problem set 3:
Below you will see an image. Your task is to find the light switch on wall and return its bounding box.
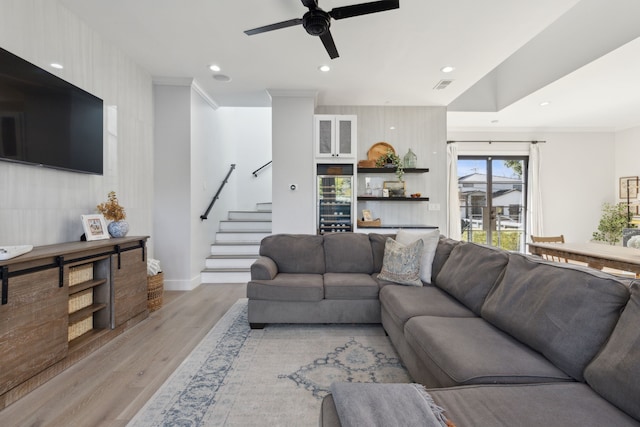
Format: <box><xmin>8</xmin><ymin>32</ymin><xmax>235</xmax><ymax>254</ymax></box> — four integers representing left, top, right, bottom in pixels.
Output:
<box><xmin>429</xmin><ymin>203</ymin><xmax>440</xmax><ymax>211</ymax></box>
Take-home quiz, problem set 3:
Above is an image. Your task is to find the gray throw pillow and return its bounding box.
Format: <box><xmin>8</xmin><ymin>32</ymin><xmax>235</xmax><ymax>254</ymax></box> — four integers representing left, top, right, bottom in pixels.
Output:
<box><xmin>377</xmin><ymin>238</ymin><xmax>424</xmax><ymax>286</ymax></box>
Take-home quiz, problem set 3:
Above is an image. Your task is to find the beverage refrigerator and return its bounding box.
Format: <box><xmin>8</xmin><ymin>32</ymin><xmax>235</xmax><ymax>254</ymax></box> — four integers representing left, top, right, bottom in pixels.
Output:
<box><xmin>316</xmin><ymin>163</ymin><xmax>354</xmax><ymax>234</ymax></box>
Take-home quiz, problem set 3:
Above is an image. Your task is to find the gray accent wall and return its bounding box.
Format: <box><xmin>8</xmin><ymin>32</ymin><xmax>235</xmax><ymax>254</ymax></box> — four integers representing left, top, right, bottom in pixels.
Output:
<box><xmin>0</xmin><ymin>1</ymin><xmax>153</xmax><ymax>248</ymax></box>
<box><xmin>316</xmin><ymin>106</ymin><xmax>448</xmax><ymax>230</ymax></box>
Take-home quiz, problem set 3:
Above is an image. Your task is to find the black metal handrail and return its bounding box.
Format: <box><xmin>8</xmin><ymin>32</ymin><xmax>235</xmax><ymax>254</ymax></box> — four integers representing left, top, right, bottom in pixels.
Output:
<box><xmin>252</xmin><ymin>160</ymin><xmax>272</xmax><ymax>177</ymax></box>
<box><xmin>201</xmin><ymin>164</ymin><xmax>236</xmax><ymax>221</ymax></box>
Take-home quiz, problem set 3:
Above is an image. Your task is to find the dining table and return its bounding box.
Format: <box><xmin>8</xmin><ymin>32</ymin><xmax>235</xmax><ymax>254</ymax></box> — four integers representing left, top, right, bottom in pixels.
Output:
<box><xmin>527</xmin><ymin>241</ymin><xmax>640</xmax><ymax>277</ymax></box>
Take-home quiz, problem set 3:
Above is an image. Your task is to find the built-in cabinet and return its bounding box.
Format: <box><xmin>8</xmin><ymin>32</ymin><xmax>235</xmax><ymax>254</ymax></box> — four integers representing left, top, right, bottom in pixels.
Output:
<box><xmin>0</xmin><ymin>237</ymin><xmax>149</xmax><ymax>408</ymax></box>
<box><xmin>314</xmin><ymin>115</ymin><xmax>357</xmax><ymax>159</ymax></box>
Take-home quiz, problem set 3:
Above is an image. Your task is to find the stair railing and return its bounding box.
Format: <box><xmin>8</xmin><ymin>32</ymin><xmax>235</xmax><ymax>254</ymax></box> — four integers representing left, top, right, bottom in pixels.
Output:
<box><xmin>201</xmin><ymin>164</ymin><xmax>236</xmax><ymax>221</ymax></box>
<box><xmin>251</xmin><ymin>160</ymin><xmax>272</xmax><ymax>177</ymax></box>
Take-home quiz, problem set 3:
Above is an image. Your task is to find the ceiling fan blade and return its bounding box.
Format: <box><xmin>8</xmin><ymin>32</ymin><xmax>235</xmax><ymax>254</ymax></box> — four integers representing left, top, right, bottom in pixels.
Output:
<box><xmin>244</xmin><ymin>18</ymin><xmax>303</xmax><ymax>35</ymax></box>
<box><xmin>301</xmin><ymin>0</ymin><xmax>318</xmax><ymax>9</ymax></box>
<box><xmin>320</xmin><ymin>30</ymin><xmax>339</xmax><ymax>59</ymax></box>
<box><xmin>329</xmin><ymin>0</ymin><xmax>399</xmax><ymax>20</ymax></box>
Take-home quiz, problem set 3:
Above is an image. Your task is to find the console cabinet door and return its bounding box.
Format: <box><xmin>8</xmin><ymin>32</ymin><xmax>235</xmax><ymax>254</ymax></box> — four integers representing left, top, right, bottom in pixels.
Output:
<box><xmin>0</xmin><ymin>269</ymin><xmax>68</xmax><ymax>395</ymax></box>
<box><xmin>112</xmin><ymin>249</ymin><xmax>147</xmax><ymax>327</ymax></box>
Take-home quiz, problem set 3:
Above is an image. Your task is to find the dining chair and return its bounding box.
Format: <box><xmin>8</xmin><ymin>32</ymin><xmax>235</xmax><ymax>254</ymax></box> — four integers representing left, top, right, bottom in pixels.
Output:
<box><xmin>531</xmin><ymin>235</ymin><xmax>567</xmax><ymax>262</ymax></box>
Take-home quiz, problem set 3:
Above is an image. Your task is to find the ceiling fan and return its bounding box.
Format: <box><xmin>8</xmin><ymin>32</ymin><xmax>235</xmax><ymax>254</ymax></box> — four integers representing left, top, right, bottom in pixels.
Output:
<box><xmin>244</xmin><ymin>0</ymin><xmax>400</xmax><ymax>59</ymax></box>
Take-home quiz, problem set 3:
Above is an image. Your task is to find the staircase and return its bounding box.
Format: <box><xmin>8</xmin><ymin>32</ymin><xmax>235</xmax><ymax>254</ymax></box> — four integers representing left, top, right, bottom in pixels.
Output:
<box><xmin>201</xmin><ymin>202</ymin><xmax>272</xmax><ymax>283</ymax></box>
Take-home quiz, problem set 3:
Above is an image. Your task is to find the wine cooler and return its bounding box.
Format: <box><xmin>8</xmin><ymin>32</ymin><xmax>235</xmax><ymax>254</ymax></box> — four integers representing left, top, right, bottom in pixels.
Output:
<box><xmin>317</xmin><ymin>163</ymin><xmax>354</xmax><ymax>234</ymax></box>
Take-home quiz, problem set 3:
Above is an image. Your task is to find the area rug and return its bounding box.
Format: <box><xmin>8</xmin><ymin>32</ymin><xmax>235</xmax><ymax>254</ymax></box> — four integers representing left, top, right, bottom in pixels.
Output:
<box><xmin>128</xmin><ymin>299</ymin><xmax>410</xmax><ymax>427</ymax></box>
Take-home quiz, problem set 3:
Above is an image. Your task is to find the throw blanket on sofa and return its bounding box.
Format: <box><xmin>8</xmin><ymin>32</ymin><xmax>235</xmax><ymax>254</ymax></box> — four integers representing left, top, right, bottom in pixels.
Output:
<box><xmin>330</xmin><ymin>382</ymin><xmax>454</xmax><ymax>427</ymax></box>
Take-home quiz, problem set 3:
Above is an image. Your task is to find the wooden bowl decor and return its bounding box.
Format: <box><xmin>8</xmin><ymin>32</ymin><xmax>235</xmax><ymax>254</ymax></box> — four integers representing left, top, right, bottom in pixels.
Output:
<box><xmin>367</xmin><ymin>142</ymin><xmax>396</xmax><ymax>163</ymax></box>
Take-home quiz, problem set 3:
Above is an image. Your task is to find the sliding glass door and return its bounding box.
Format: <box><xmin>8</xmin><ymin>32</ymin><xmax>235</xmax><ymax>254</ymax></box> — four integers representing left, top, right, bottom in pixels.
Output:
<box><xmin>458</xmin><ymin>156</ymin><xmax>528</xmax><ymax>251</ymax></box>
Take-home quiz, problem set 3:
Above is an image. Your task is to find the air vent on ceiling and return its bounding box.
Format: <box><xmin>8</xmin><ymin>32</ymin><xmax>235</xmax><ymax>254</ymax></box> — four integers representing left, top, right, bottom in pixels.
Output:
<box><xmin>433</xmin><ymin>79</ymin><xmax>454</xmax><ymax>90</ymax></box>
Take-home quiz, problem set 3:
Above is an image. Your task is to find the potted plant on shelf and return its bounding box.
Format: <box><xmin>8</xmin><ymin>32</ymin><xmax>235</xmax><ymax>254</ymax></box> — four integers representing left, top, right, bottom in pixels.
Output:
<box><xmin>97</xmin><ymin>191</ymin><xmax>128</xmax><ymax>238</ymax></box>
<box><xmin>375</xmin><ymin>148</ymin><xmax>404</xmax><ymax>181</ymax></box>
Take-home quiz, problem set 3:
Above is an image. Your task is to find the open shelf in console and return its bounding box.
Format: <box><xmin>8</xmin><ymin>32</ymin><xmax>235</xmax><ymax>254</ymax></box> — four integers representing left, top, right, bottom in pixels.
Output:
<box><xmin>67</xmin><ymin>256</ymin><xmax>111</xmax><ymax>345</ymax></box>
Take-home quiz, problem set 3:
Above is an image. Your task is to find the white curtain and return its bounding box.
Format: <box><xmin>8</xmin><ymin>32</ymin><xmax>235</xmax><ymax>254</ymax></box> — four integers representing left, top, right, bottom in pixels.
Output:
<box><xmin>447</xmin><ymin>143</ymin><xmax>461</xmax><ymax>239</ymax></box>
<box><xmin>527</xmin><ymin>143</ymin><xmax>543</xmax><ymax>238</ymax></box>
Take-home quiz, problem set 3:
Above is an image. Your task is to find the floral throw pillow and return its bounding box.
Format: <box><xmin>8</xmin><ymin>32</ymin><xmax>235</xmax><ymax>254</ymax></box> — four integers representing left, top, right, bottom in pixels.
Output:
<box><xmin>377</xmin><ymin>237</ymin><xmax>424</xmax><ymax>286</ymax></box>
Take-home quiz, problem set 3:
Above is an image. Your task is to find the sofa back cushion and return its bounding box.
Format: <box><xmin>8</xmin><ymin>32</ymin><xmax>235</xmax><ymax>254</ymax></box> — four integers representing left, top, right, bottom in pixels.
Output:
<box><xmin>369</xmin><ymin>233</ymin><xmax>395</xmax><ymax>272</ymax></box>
<box><xmin>324</xmin><ymin>232</ymin><xmax>374</xmax><ymax>274</ymax></box>
<box><xmin>259</xmin><ymin>234</ymin><xmax>325</xmax><ymax>274</ymax></box>
<box><xmin>431</xmin><ymin>236</ymin><xmax>460</xmax><ymax>282</ymax></box>
<box><xmin>435</xmin><ymin>242</ymin><xmax>509</xmax><ymax>315</ymax></box>
<box><xmin>585</xmin><ymin>282</ymin><xmax>640</xmax><ymax>421</ymax></box>
<box><xmin>482</xmin><ymin>253</ymin><xmax>631</xmax><ymax>382</ymax></box>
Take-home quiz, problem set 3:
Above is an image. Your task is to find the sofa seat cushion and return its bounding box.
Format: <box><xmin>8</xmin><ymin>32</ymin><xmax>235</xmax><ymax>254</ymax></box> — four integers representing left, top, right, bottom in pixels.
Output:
<box><xmin>482</xmin><ymin>253</ymin><xmax>631</xmax><ymax>382</ymax></box>
<box><xmin>247</xmin><ymin>273</ymin><xmax>324</xmax><ymax>302</ymax></box>
<box><xmin>324</xmin><ymin>233</ymin><xmax>374</xmax><ymax>274</ymax></box>
<box><xmin>429</xmin><ymin>383</ymin><xmax>640</xmax><ymax>427</ymax></box>
<box><xmin>380</xmin><ymin>285</ymin><xmax>475</xmax><ymax>329</ymax></box>
<box><xmin>324</xmin><ymin>273</ymin><xmax>379</xmax><ymax>300</ymax></box>
<box><xmin>585</xmin><ymin>282</ymin><xmax>640</xmax><ymax>421</ymax></box>
<box><xmin>404</xmin><ymin>316</ymin><xmax>573</xmax><ymax>387</ymax></box>
<box><xmin>435</xmin><ymin>242</ymin><xmax>509</xmax><ymax>315</ymax></box>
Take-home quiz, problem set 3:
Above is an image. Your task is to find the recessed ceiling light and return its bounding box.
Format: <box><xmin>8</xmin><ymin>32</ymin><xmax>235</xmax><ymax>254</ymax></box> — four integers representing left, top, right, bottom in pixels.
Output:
<box><xmin>50</xmin><ymin>63</ymin><xmax>63</xmax><ymax>69</ymax></box>
<box><xmin>440</xmin><ymin>66</ymin><xmax>455</xmax><ymax>73</ymax></box>
<box><xmin>540</xmin><ymin>101</ymin><xmax>551</xmax><ymax>107</ymax></box>
<box><xmin>213</xmin><ymin>74</ymin><xmax>232</xmax><ymax>82</ymax></box>
<box><xmin>209</xmin><ymin>64</ymin><xmax>221</xmax><ymax>72</ymax></box>
<box><xmin>389</xmin><ymin>126</ymin><xmax>396</xmax><ymax>130</ymax></box>
<box><xmin>318</xmin><ymin>65</ymin><xmax>330</xmax><ymax>72</ymax></box>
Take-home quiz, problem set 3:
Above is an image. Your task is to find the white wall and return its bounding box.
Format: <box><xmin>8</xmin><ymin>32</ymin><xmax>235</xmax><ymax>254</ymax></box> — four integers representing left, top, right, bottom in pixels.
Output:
<box><xmin>271</xmin><ymin>93</ymin><xmax>316</xmax><ymax>234</ymax></box>
<box><xmin>448</xmin><ymin>130</ymin><xmax>615</xmax><ymax>242</ymax></box>
<box><xmin>615</xmin><ymin>126</ymin><xmax>640</xmax><ymax>188</ymax></box>
<box><xmin>0</xmin><ymin>0</ymin><xmax>153</xmax><ymax>247</ymax></box>
<box><xmin>154</xmin><ymin>82</ymin><xmax>238</xmax><ymax>290</ymax></box>
<box><xmin>216</xmin><ymin>108</ymin><xmax>272</xmax><ymax>211</ymax></box>
<box><xmin>190</xmin><ymin>88</ymin><xmax>234</xmax><ymax>288</ymax></box>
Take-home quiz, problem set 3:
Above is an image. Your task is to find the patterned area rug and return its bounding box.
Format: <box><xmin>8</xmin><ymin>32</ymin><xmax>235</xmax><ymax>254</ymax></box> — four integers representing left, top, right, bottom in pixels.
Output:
<box><xmin>128</xmin><ymin>299</ymin><xmax>410</xmax><ymax>427</ymax></box>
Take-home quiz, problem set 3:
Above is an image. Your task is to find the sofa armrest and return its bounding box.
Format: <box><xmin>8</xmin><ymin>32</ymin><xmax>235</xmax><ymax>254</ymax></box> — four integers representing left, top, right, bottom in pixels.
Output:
<box><xmin>251</xmin><ymin>256</ymin><xmax>278</xmax><ymax>280</ymax></box>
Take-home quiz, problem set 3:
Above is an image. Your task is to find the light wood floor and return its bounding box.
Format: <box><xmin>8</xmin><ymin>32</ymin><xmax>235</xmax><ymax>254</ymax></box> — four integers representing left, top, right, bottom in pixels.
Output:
<box><xmin>0</xmin><ymin>283</ymin><xmax>247</xmax><ymax>427</ymax></box>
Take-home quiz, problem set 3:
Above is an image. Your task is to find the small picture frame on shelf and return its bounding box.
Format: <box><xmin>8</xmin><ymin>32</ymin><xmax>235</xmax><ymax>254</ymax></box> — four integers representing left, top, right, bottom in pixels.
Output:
<box><xmin>383</xmin><ymin>181</ymin><xmax>406</xmax><ymax>197</ymax></box>
<box><xmin>81</xmin><ymin>214</ymin><xmax>110</xmax><ymax>241</ymax></box>
<box><xmin>362</xmin><ymin>209</ymin><xmax>373</xmax><ymax>221</ymax></box>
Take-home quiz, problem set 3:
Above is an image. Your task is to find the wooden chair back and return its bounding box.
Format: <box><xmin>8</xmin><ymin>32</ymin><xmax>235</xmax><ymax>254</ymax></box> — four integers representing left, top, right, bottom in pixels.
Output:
<box><xmin>531</xmin><ymin>235</ymin><xmax>567</xmax><ymax>262</ymax></box>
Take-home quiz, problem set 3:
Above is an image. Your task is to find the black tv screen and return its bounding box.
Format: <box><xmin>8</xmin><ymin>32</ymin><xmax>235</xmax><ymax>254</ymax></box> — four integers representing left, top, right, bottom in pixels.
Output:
<box><xmin>0</xmin><ymin>47</ymin><xmax>103</xmax><ymax>174</ymax></box>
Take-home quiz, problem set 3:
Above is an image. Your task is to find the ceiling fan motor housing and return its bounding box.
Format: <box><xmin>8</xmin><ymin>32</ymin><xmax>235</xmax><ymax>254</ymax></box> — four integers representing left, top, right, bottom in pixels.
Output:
<box><xmin>303</xmin><ymin>10</ymin><xmax>330</xmax><ymax>36</ymax></box>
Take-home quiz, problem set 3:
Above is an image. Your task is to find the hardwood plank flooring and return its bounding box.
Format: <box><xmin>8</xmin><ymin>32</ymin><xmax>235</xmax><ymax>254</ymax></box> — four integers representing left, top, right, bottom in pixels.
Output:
<box><xmin>0</xmin><ymin>283</ymin><xmax>247</xmax><ymax>427</ymax></box>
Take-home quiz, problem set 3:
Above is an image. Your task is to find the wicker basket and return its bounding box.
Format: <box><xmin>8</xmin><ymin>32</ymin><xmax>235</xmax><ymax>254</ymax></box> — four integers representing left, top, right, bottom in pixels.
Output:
<box><xmin>147</xmin><ymin>272</ymin><xmax>164</xmax><ymax>312</ymax></box>
<box><xmin>68</xmin><ymin>316</ymin><xmax>93</xmax><ymax>341</ymax></box>
<box><xmin>69</xmin><ymin>264</ymin><xmax>93</xmax><ymax>286</ymax></box>
<box><xmin>68</xmin><ymin>289</ymin><xmax>93</xmax><ymax>314</ymax></box>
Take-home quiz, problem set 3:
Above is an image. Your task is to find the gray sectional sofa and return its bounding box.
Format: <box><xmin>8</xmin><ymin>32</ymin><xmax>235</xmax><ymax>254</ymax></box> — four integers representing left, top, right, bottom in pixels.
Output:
<box><xmin>247</xmin><ymin>233</ymin><xmax>640</xmax><ymax>426</ymax></box>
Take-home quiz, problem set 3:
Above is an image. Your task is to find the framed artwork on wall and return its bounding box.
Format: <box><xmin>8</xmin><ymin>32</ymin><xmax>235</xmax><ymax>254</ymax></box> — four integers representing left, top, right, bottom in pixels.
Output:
<box><xmin>619</xmin><ymin>176</ymin><xmax>639</xmax><ymax>199</ymax></box>
<box><xmin>81</xmin><ymin>214</ymin><xmax>110</xmax><ymax>241</ymax></box>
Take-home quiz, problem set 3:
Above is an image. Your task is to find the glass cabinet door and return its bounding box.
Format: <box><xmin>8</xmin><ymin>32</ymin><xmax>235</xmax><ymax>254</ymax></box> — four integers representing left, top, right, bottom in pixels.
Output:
<box><xmin>318</xmin><ymin>175</ymin><xmax>353</xmax><ymax>234</ymax></box>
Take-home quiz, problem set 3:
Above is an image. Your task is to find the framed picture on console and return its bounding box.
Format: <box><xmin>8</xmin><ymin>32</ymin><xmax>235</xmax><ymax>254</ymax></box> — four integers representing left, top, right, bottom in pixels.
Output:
<box><xmin>81</xmin><ymin>214</ymin><xmax>110</xmax><ymax>241</ymax></box>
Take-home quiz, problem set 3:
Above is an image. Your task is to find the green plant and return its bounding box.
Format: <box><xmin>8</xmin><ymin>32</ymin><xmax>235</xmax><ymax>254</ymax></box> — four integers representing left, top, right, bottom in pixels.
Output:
<box><xmin>375</xmin><ymin>148</ymin><xmax>404</xmax><ymax>181</ymax></box>
<box><xmin>592</xmin><ymin>202</ymin><xmax>631</xmax><ymax>245</ymax></box>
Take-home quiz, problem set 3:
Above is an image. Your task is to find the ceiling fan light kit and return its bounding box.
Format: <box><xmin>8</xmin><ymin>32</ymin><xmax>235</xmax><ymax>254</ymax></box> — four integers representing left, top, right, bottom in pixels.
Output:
<box><xmin>244</xmin><ymin>0</ymin><xmax>399</xmax><ymax>59</ymax></box>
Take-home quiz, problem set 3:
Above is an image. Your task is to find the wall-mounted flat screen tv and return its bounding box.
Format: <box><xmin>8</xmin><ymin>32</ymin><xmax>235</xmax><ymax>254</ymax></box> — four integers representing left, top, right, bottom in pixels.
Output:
<box><xmin>0</xmin><ymin>47</ymin><xmax>103</xmax><ymax>175</ymax></box>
